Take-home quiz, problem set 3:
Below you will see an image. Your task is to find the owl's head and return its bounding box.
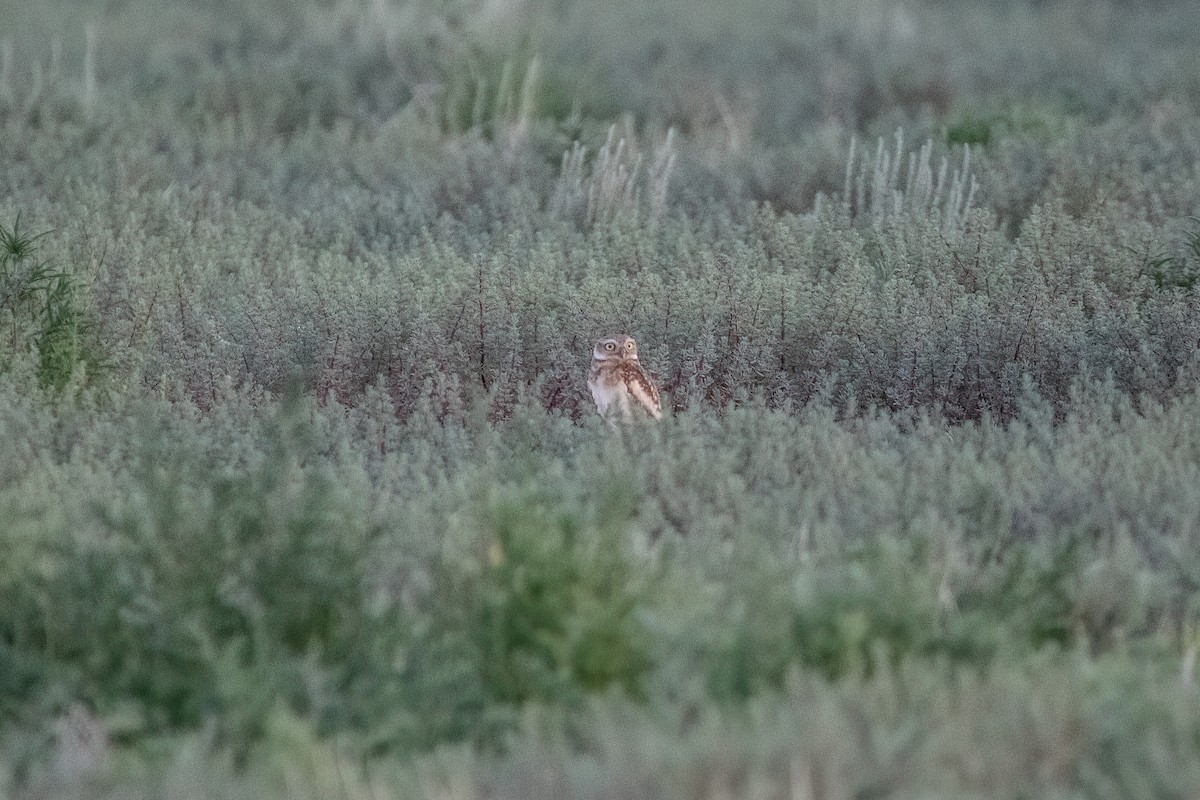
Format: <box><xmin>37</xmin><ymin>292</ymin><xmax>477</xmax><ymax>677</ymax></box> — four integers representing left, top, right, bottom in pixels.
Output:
<box><xmin>593</xmin><ymin>334</ymin><xmax>639</xmax><ymax>361</ymax></box>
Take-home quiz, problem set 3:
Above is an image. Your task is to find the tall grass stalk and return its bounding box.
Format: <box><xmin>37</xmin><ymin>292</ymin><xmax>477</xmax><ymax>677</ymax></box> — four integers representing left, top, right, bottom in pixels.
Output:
<box><xmin>0</xmin><ymin>39</ymin><xmax>11</xmax><ymax>104</ymax></box>
<box><xmin>844</xmin><ymin>128</ymin><xmax>977</xmax><ymax>230</ymax></box>
<box><xmin>82</xmin><ymin>23</ymin><xmax>96</xmax><ymax>117</ymax></box>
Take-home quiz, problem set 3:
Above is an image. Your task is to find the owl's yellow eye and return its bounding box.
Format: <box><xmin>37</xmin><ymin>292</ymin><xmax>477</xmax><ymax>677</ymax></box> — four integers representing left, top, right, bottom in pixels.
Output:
<box><xmin>625</xmin><ymin>341</ymin><xmax>635</xmax><ymax>350</ymax></box>
<box><xmin>604</xmin><ymin>342</ymin><xmax>616</xmax><ymax>351</ymax></box>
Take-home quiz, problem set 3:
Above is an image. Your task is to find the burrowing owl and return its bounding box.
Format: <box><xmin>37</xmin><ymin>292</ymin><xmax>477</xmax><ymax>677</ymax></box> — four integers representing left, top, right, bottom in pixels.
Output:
<box><xmin>588</xmin><ymin>334</ymin><xmax>662</xmax><ymax>422</ymax></box>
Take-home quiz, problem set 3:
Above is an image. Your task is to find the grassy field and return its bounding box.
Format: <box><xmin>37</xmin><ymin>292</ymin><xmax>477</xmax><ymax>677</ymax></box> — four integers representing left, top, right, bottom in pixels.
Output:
<box><xmin>3</xmin><ymin>0</ymin><xmax>1200</xmax><ymax>797</ymax></box>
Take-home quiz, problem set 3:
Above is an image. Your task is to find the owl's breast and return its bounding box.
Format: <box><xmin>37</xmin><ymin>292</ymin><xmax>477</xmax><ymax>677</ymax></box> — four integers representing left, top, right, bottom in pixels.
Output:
<box><xmin>588</xmin><ymin>362</ymin><xmax>628</xmax><ymax>407</ymax></box>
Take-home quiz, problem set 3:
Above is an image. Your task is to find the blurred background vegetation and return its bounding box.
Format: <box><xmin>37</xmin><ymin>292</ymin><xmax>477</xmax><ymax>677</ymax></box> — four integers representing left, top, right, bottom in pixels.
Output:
<box><xmin>3</xmin><ymin>0</ymin><xmax>1200</xmax><ymax>797</ymax></box>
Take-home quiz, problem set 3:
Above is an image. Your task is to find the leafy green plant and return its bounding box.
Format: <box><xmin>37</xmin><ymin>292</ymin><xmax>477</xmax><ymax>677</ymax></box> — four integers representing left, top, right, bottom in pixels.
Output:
<box><xmin>946</xmin><ymin>114</ymin><xmax>992</xmax><ymax>147</ymax></box>
<box><xmin>0</xmin><ymin>400</ymin><xmax>393</xmax><ymax>756</ymax></box>
<box><xmin>1142</xmin><ymin>217</ymin><xmax>1200</xmax><ymax>291</ymax></box>
<box><xmin>0</xmin><ymin>216</ymin><xmax>101</xmax><ymax>392</ymax></box>
<box><xmin>702</xmin><ymin>536</ymin><xmax>1080</xmax><ymax>701</ymax></box>
<box><xmin>394</xmin><ymin>484</ymin><xmax>653</xmax><ymax>750</ymax></box>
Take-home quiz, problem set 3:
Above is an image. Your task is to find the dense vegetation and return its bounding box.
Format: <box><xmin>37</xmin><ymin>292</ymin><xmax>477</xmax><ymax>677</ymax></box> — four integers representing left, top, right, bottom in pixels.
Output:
<box><xmin>3</xmin><ymin>0</ymin><xmax>1200</xmax><ymax>796</ymax></box>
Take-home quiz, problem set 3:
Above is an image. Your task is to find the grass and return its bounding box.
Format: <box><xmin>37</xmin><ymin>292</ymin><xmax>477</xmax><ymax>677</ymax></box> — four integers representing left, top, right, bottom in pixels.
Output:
<box><xmin>0</xmin><ymin>216</ymin><xmax>103</xmax><ymax>393</ymax></box>
<box><xmin>3</xmin><ymin>0</ymin><xmax>1200</xmax><ymax>797</ymax></box>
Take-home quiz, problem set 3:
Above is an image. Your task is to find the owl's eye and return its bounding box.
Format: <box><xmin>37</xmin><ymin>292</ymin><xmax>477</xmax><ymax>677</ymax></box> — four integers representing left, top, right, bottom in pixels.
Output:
<box><xmin>625</xmin><ymin>341</ymin><xmax>635</xmax><ymax>350</ymax></box>
<box><xmin>604</xmin><ymin>342</ymin><xmax>616</xmax><ymax>351</ymax></box>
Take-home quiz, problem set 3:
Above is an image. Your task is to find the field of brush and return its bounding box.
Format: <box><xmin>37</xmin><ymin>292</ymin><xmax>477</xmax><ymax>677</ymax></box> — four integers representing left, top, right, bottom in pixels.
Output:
<box><xmin>3</xmin><ymin>0</ymin><xmax>1200</xmax><ymax>797</ymax></box>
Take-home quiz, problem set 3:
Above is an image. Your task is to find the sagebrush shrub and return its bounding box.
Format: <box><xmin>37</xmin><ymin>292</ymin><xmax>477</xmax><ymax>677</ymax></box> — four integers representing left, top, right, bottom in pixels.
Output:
<box><xmin>5</xmin><ymin>0</ymin><xmax>1200</xmax><ymax>794</ymax></box>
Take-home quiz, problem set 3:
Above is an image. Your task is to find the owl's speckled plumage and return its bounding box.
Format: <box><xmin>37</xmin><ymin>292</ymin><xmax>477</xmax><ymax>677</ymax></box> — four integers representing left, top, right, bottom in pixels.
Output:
<box><xmin>587</xmin><ymin>334</ymin><xmax>662</xmax><ymax>422</ymax></box>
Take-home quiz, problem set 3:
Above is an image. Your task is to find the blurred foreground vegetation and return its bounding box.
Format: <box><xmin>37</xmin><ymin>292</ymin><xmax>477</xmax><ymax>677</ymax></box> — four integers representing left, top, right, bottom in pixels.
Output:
<box><xmin>3</xmin><ymin>0</ymin><xmax>1200</xmax><ymax>797</ymax></box>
